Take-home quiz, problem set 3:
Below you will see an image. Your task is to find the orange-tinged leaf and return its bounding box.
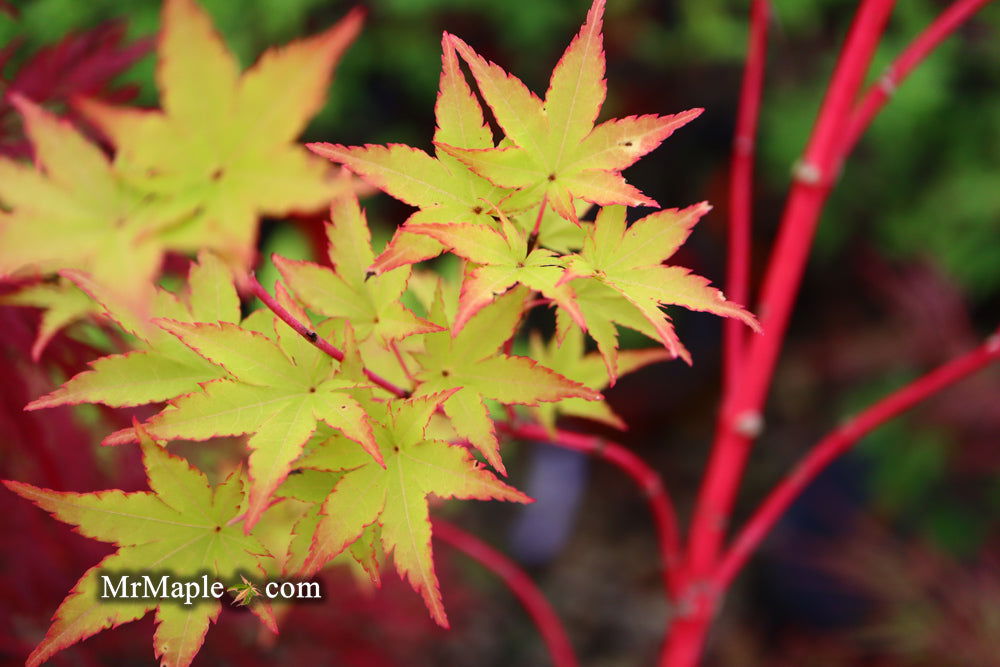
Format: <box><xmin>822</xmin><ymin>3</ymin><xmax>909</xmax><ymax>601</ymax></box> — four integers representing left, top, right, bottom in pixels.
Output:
<box><xmin>445</xmin><ymin>34</ymin><xmax>548</xmax><ymax>157</ymax></box>
<box><xmin>106</xmin><ymin>317</ymin><xmax>379</xmax><ymax>531</ymax></box>
<box><xmin>26</xmin><ymin>254</ymin><xmax>240</xmax><ymax>411</ymax></box>
<box><xmin>300</xmin><ymin>394</ymin><xmax>531</xmax><ymax>626</ymax></box>
<box><xmin>0</xmin><ymin>279</ymin><xmax>97</xmax><ymax>360</ymax></box>
<box><xmin>445</xmin><ymin>0</ymin><xmax>700</xmax><ymax>224</ymax></box>
<box><xmin>308</xmin><ymin>37</ymin><xmax>515</xmax><ymax>274</ymax></box>
<box><xmin>563</xmin><ymin>168</ymin><xmax>656</xmax><ymax>208</ymax></box>
<box><xmin>80</xmin><ymin>0</ymin><xmax>361</xmax><ymax>270</ymax></box>
<box><xmin>434</xmin><ymin>143</ymin><xmax>539</xmax><ymax>190</ymax></box>
<box><xmin>275</xmin><ymin>194</ymin><xmax>442</xmax><ymax>344</ymax></box>
<box><xmin>232</xmin><ymin>8</ymin><xmax>363</xmax><ymax>146</ymax></box>
<box><xmin>0</xmin><ymin>97</ymin><xmax>182</xmax><ymax>323</ymax></box>
<box><xmin>310</xmin><ymin>143</ymin><xmax>462</xmax><ymax>212</ymax></box>
<box><xmin>528</xmin><ymin>326</ymin><xmax>670</xmax><ymax>434</ymax></box>
<box><xmin>434</xmin><ymin>35</ymin><xmax>493</xmax><ymax>150</ymax></box>
<box><xmin>543</xmin><ymin>0</ymin><xmax>607</xmax><ymax>163</ymax></box>
<box><xmin>3</xmin><ymin>430</ymin><xmax>274</xmax><ymax>667</ymax></box>
<box><xmin>574</xmin><ymin>110</ymin><xmax>703</xmax><ymax>171</ymax></box>
<box><xmin>563</xmin><ymin>204</ymin><xmax>760</xmax><ymax>375</ymax></box>
<box><xmin>411</xmin><ymin>220</ymin><xmax>585</xmax><ymax>334</ymax></box>
<box><xmin>158</xmin><ymin>0</ymin><xmax>239</xmax><ymax>132</ymax></box>
<box><xmin>412</xmin><ymin>288</ymin><xmax>597</xmax><ymax>470</ymax></box>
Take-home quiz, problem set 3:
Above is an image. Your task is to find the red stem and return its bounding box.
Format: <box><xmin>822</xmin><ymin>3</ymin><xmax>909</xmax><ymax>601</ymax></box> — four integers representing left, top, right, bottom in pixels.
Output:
<box><xmin>503</xmin><ymin>422</ymin><xmax>682</xmax><ymax>600</ymax></box>
<box><xmin>715</xmin><ymin>328</ymin><xmax>1000</xmax><ymax>591</ymax></box>
<box><xmin>532</xmin><ymin>193</ymin><xmax>549</xmax><ymax>239</ymax></box>
<box><xmin>432</xmin><ymin>518</ymin><xmax>578</xmax><ymax>667</ymax></box>
<box><xmin>686</xmin><ymin>0</ymin><xmax>896</xmax><ymax>590</ymax></box>
<box><xmin>837</xmin><ymin>0</ymin><xmax>994</xmax><ymax>172</ymax></box>
<box><xmin>389</xmin><ymin>339</ymin><xmax>417</xmax><ymax>384</ymax></box>
<box><xmin>247</xmin><ymin>273</ymin><xmax>411</xmax><ymax>398</ymax></box>
<box><xmin>723</xmin><ymin>0</ymin><xmax>770</xmax><ymax>400</ymax></box>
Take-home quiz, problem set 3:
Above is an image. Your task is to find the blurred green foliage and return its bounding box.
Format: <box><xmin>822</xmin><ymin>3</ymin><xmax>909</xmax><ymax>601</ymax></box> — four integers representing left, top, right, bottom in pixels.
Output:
<box><xmin>4</xmin><ymin>0</ymin><xmax>996</xmax><ymax>297</ymax></box>
<box><xmin>847</xmin><ymin>375</ymin><xmax>994</xmax><ymax>558</ymax></box>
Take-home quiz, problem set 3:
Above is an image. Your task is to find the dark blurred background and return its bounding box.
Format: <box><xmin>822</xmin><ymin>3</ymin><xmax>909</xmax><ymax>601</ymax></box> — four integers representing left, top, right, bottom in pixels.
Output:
<box><xmin>2</xmin><ymin>0</ymin><xmax>999</xmax><ymax>665</ymax></box>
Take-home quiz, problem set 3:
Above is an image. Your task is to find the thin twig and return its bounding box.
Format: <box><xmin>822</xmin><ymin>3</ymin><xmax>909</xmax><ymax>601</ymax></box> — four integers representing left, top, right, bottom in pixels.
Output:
<box><xmin>502</xmin><ymin>422</ymin><xmax>683</xmax><ymax>599</ymax></box>
<box><xmin>432</xmin><ymin>518</ymin><xmax>578</xmax><ymax>667</ymax></box>
<box><xmin>389</xmin><ymin>339</ymin><xmax>416</xmax><ymax>384</ymax></box>
<box><xmin>247</xmin><ymin>273</ymin><xmax>411</xmax><ymax>398</ymax></box>
<box><xmin>715</xmin><ymin>328</ymin><xmax>1000</xmax><ymax>590</ymax></box>
<box><xmin>527</xmin><ymin>193</ymin><xmax>549</xmax><ymax>251</ymax></box>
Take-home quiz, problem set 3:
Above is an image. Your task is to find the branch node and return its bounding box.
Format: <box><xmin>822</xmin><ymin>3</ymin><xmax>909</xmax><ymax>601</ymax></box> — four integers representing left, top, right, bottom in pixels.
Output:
<box><xmin>791</xmin><ymin>159</ymin><xmax>822</xmax><ymax>185</ymax></box>
<box><xmin>673</xmin><ymin>581</ymin><xmax>720</xmax><ymax>619</ymax></box>
<box><xmin>643</xmin><ymin>475</ymin><xmax>664</xmax><ymax>500</ymax></box>
<box><xmin>306</xmin><ymin>330</ymin><xmax>318</xmax><ymax>342</ymax></box>
<box><xmin>878</xmin><ymin>69</ymin><xmax>897</xmax><ymax>96</ymax></box>
<box><xmin>733</xmin><ymin>410</ymin><xmax>764</xmax><ymax>438</ymax></box>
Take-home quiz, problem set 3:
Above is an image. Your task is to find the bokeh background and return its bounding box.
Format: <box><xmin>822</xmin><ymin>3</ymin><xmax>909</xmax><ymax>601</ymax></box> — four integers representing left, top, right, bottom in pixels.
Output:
<box><xmin>2</xmin><ymin>0</ymin><xmax>999</xmax><ymax>664</ymax></box>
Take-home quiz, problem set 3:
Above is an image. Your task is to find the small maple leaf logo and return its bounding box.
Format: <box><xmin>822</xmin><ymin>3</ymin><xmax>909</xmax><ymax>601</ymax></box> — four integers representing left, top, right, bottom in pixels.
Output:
<box><xmin>228</xmin><ymin>576</ymin><xmax>260</xmax><ymax>607</ymax></box>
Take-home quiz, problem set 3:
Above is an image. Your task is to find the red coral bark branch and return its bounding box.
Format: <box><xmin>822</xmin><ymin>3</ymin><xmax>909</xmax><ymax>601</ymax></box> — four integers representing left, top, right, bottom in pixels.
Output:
<box><xmin>503</xmin><ymin>423</ymin><xmax>683</xmax><ymax>599</ymax></box>
<box><xmin>715</xmin><ymin>328</ymin><xmax>1000</xmax><ymax>591</ymax></box>
<box><xmin>666</xmin><ymin>2</ymin><xmax>897</xmax><ymax>665</ymax></box>
<box><xmin>838</xmin><ymin>0</ymin><xmax>994</xmax><ymax>172</ymax></box>
<box><xmin>723</xmin><ymin>0</ymin><xmax>770</xmax><ymax>399</ymax></box>
<box><xmin>687</xmin><ymin>0</ymin><xmax>896</xmax><ymax>588</ymax></box>
<box><xmin>432</xmin><ymin>518</ymin><xmax>578</xmax><ymax>667</ymax></box>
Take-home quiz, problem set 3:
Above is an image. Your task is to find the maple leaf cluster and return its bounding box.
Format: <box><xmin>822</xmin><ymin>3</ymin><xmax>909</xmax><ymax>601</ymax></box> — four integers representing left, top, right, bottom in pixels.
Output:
<box><xmin>0</xmin><ymin>0</ymin><xmax>360</xmax><ymax>357</ymax></box>
<box><xmin>4</xmin><ymin>1</ymin><xmax>760</xmax><ymax>665</ymax></box>
<box><xmin>311</xmin><ymin>0</ymin><xmax>759</xmax><ymax>380</ymax></box>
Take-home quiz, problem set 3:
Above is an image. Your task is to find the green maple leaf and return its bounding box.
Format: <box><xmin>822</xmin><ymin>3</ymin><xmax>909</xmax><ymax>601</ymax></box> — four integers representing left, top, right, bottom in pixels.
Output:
<box><xmin>0</xmin><ymin>97</ymin><xmax>187</xmax><ymax>317</ymax></box>
<box><xmin>308</xmin><ymin>36</ymin><xmax>507</xmax><ymax>274</ymax></box>
<box><xmin>78</xmin><ymin>0</ymin><xmax>361</xmax><ymax>269</ymax></box>
<box><xmin>409</xmin><ymin>212</ymin><xmax>585</xmax><ymax>333</ymax></box>
<box><xmin>297</xmin><ymin>393</ymin><xmax>531</xmax><ymax>627</ymax></box>
<box><xmin>528</xmin><ymin>325</ymin><xmax>670</xmax><ymax>434</ymax></box>
<box><xmin>273</xmin><ymin>193</ymin><xmax>441</xmax><ymax>344</ymax></box>
<box><xmin>3</xmin><ymin>430</ymin><xmax>275</xmax><ymax>667</ymax></box>
<box><xmin>439</xmin><ymin>0</ymin><xmax>701</xmax><ymax>223</ymax></box>
<box><xmin>412</xmin><ymin>287</ymin><xmax>599</xmax><ymax>473</ymax></box>
<box><xmin>27</xmin><ymin>252</ymin><xmax>243</xmax><ymax>411</ymax></box>
<box><xmin>0</xmin><ymin>277</ymin><xmax>97</xmax><ymax>360</ymax></box>
<box><xmin>563</xmin><ymin>203</ymin><xmax>760</xmax><ymax>378</ymax></box>
<box><xmin>242</xmin><ymin>469</ymin><xmax>381</xmax><ymax>598</ymax></box>
<box><xmin>103</xmin><ymin>308</ymin><xmax>380</xmax><ymax>531</ymax></box>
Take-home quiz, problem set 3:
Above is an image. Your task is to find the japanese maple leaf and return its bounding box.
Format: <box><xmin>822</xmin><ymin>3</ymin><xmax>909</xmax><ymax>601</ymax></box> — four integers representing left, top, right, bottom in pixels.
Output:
<box><xmin>273</xmin><ymin>193</ymin><xmax>441</xmax><ymax>343</ymax></box>
<box><xmin>28</xmin><ymin>252</ymin><xmax>239</xmax><ymax>410</ymax></box>
<box><xmin>0</xmin><ymin>96</ymin><xmax>186</xmax><ymax>316</ymax></box>
<box><xmin>563</xmin><ymin>203</ymin><xmax>760</xmax><ymax>377</ymax></box>
<box><xmin>412</xmin><ymin>287</ymin><xmax>599</xmax><ymax>474</ymax></box>
<box><xmin>308</xmin><ymin>36</ymin><xmax>507</xmax><ymax>274</ymax></box>
<box><xmin>266</xmin><ymin>470</ymin><xmax>383</xmax><ymax>583</ymax></box>
<box><xmin>104</xmin><ymin>308</ymin><xmax>379</xmax><ymax>531</ymax></box>
<box><xmin>77</xmin><ymin>0</ymin><xmax>362</xmax><ymax>269</ymax></box>
<box><xmin>527</xmin><ymin>326</ymin><xmax>670</xmax><ymax>434</ymax></box>
<box><xmin>439</xmin><ymin>0</ymin><xmax>701</xmax><ymax>223</ymax></box>
<box><xmin>0</xmin><ymin>277</ymin><xmax>96</xmax><ymax>360</ymax></box>
<box><xmin>297</xmin><ymin>393</ymin><xmax>531</xmax><ymax>627</ymax></box>
<box><xmin>3</xmin><ymin>430</ymin><xmax>276</xmax><ymax>667</ymax></box>
<box><xmin>409</xmin><ymin>211</ymin><xmax>585</xmax><ymax>333</ymax></box>
<box><xmin>0</xmin><ymin>21</ymin><xmax>150</xmax><ymax>159</ymax></box>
